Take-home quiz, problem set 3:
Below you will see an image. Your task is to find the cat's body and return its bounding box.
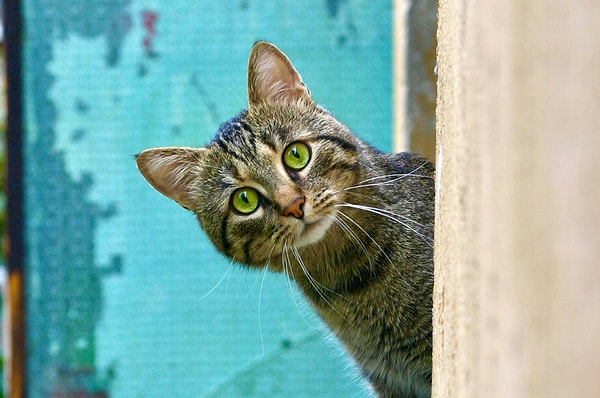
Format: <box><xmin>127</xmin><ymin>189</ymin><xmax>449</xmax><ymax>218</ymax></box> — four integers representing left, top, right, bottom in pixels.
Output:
<box><xmin>136</xmin><ymin>42</ymin><xmax>434</xmax><ymax>397</ymax></box>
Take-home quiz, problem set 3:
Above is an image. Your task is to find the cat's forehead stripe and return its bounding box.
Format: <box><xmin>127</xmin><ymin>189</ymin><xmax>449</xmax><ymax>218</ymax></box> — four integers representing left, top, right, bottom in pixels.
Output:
<box><xmin>219</xmin><ymin>214</ymin><xmax>231</xmax><ymax>254</ymax></box>
<box><xmin>214</xmin><ymin>137</ymin><xmax>247</xmax><ymax>162</ymax></box>
<box><xmin>214</xmin><ymin>128</ymin><xmax>255</xmax><ymax>159</ymax></box>
<box><xmin>315</xmin><ymin>134</ymin><xmax>356</xmax><ymax>151</ymax></box>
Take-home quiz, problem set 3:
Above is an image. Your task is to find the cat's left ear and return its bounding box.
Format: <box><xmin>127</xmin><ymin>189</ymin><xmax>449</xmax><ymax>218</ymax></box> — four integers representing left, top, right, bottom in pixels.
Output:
<box><xmin>247</xmin><ymin>41</ymin><xmax>312</xmax><ymax>107</ymax></box>
<box><xmin>136</xmin><ymin>147</ymin><xmax>205</xmax><ymax>210</ymax></box>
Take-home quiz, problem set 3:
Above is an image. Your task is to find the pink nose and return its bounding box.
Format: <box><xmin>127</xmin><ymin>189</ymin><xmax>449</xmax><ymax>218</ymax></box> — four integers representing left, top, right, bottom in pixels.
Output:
<box><xmin>283</xmin><ymin>196</ymin><xmax>305</xmax><ymax>219</ymax></box>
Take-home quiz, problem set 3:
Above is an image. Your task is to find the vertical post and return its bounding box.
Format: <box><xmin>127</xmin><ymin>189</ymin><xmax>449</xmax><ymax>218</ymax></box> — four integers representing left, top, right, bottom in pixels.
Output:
<box><xmin>392</xmin><ymin>0</ymin><xmax>408</xmax><ymax>153</ymax></box>
<box><xmin>393</xmin><ymin>0</ymin><xmax>437</xmax><ymax>162</ymax></box>
<box><xmin>434</xmin><ymin>0</ymin><xmax>600</xmax><ymax>396</ymax></box>
<box><xmin>4</xmin><ymin>0</ymin><xmax>26</xmax><ymax>397</ymax></box>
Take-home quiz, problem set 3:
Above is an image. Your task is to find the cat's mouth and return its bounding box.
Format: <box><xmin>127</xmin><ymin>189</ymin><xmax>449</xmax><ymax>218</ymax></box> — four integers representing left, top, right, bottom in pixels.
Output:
<box><xmin>294</xmin><ymin>216</ymin><xmax>334</xmax><ymax>248</ymax></box>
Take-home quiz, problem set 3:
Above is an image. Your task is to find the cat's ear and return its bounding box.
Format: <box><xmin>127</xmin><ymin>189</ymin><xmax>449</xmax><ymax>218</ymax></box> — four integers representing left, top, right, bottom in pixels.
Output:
<box><xmin>247</xmin><ymin>41</ymin><xmax>312</xmax><ymax>107</ymax></box>
<box><xmin>136</xmin><ymin>147</ymin><xmax>205</xmax><ymax>210</ymax></box>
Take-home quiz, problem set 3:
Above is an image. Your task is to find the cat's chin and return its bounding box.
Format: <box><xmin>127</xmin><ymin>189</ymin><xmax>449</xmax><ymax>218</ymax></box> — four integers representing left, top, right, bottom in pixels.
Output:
<box><xmin>294</xmin><ymin>216</ymin><xmax>334</xmax><ymax>248</ymax></box>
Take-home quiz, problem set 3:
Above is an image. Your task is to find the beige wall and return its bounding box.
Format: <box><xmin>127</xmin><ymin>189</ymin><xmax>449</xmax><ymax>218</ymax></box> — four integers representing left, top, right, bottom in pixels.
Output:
<box><xmin>434</xmin><ymin>0</ymin><xmax>600</xmax><ymax>397</ymax></box>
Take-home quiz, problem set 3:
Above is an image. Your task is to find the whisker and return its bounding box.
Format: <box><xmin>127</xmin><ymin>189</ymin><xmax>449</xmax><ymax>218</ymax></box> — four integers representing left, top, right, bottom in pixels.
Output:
<box><xmin>290</xmin><ymin>246</ymin><xmax>328</xmax><ymax>304</ymax></box>
<box><xmin>291</xmin><ymin>244</ymin><xmax>351</xmax><ymax>303</ymax></box>
<box><xmin>258</xmin><ymin>263</ymin><xmax>269</xmax><ymax>355</ymax></box>
<box><xmin>338</xmin><ymin>162</ymin><xmax>433</xmax><ymax>194</ymax></box>
<box><xmin>340</xmin><ymin>189</ymin><xmax>434</xmax><ymax>236</ymax></box>
<box><xmin>252</xmin><ymin>239</ymin><xmax>281</xmax><ymax>354</ymax></box>
<box><xmin>336</xmin><ymin>203</ymin><xmax>433</xmax><ymax>248</ymax></box>
<box><xmin>198</xmin><ymin>258</ymin><xmax>234</xmax><ymax>301</ymax></box>
<box><xmin>262</xmin><ymin>238</ymin><xmax>280</xmax><ymax>269</ymax></box>
<box><xmin>344</xmin><ymin>173</ymin><xmax>432</xmax><ymax>192</ymax></box>
<box><xmin>335</xmin><ymin>211</ymin><xmax>391</xmax><ymax>266</ymax></box>
<box><xmin>339</xmin><ymin>189</ymin><xmax>378</xmax><ymax>204</ymax></box>
<box><xmin>282</xmin><ymin>239</ymin><xmax>319</xmax><ymax>332</ymax></box>
<box><xmin>328</xmin><ymin>214</ymin><xmax>372</xmax><ymax>267</ymax></box>
<box><xmin>336</xmin><ymin>210</ymin><xmax>411</xmax><ymax>286</ymax></box>
<box><xmin>341</xmin><ymin>202</ymin><xmax>432</xmax><ymax>231</ymax></box>
<box><xmin>361</xmin><ymin>161</ymin><xmax>431</xmax><ymax>183</ymax></box>
<box><xmin>291</xmin><ymin>246</ymin><xmax>348</xmax><ymax>321</ymax></box>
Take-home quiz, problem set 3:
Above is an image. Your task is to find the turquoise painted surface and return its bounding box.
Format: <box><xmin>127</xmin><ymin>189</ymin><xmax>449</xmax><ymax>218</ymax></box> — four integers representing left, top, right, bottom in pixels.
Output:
<box><xmin>22</xmin><ymin>1</ymin><xmax>391</xmax><ymax>396</ymax></box>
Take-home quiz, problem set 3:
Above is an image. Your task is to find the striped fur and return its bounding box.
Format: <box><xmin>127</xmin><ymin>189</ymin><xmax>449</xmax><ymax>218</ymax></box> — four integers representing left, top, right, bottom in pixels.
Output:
<box><xmin>136</xmin><ymin>42</ymin><xmax>435</xmax><ymax>398</ymax></box>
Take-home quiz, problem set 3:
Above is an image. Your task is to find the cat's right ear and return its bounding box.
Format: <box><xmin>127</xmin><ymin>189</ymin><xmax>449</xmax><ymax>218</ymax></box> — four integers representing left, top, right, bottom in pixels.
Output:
<box><xmin>247</xmin><ymin>41</ymin><xmax>312</xmax><ymax>107</ymax></box>
<box><xmin>135</xmin><ymin>147</ymin><xmax>205</xmax><ymax>210</ymax></box>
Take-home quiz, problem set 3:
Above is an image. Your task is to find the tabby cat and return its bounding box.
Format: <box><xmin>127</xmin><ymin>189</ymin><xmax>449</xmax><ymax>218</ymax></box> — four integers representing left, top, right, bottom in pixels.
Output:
<box><xmin>136</xmin><ymin>42</ymin><xmax>435</xmax><ymax>397</ymax></box>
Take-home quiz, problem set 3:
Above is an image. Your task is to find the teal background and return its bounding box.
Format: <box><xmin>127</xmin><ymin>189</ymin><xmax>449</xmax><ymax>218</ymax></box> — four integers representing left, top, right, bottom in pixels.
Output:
<box><xmin>21</xmin><ymin>1</ymin><xmax>391</xmax><ymax>396</ymax></box>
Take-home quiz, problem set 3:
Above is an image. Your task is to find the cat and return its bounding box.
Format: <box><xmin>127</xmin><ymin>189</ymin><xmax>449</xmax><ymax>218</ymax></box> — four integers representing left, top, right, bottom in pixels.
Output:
<box><xmin>136</xmin><ymin>41</ymin><xmax>435</xmax><ymax>398</ymax></box>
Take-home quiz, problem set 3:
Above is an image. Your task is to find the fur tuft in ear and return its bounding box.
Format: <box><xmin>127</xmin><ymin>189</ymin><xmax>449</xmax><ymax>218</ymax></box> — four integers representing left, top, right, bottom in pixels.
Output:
<box><xmin>247</xmin><ymin>41</ymin><xmax>311</xmax><ymax>107</ymax></box>
<box><xmin>135</xmin><ymin>147</ymin><xmax>205</xmax><ymax>210</ymax></box>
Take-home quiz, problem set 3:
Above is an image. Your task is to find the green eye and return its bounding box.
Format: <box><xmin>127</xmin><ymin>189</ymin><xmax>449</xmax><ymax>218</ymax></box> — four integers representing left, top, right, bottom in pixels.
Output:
<box><xmin>283</xmin><ymin>142</ymin><xmax>311</xmax><ymax>170</ymax></box>
<box><xmin>231</xmin><ymin>188</ymin><xmax>260</xmax><ymax>214</ymax></box>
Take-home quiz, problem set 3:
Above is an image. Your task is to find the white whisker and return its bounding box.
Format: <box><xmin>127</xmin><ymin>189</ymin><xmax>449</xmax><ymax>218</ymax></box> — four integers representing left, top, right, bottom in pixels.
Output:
<box><xmin>336</xmin><ymin>210</ymin><xmax>413</xmax><ymax>286</ymax></box>
<box><xmin>336</xmin><ymin>203</ymin><xmax>433</xmax><ymax>248</ymax></box>
<box><xmin>291</xmin><ymin>246</ymin><xmax>348</xmax><ymax>321</ymax></box>
<box><xmin>328</xmin><ymin>214</ymin><xmax>372</xmax><ymax>267</ymax></box>
<box><xmin>198</xmin><ymin>258</ymin><xmax>234</xmax><ymax>301</ymax></box>
<box><xmin>335</xmin><ymin>211</ymin><xmax>391</xmax><ymax>266</ymax></box>
<box><xmin>342</xmin><ymin>202</ymin><xmax>432</xmax><ymax>231</ymax></box>
<box><xmin>258</xmin><ymin>263</ymin><xmax>269</xmax><ymax>355</ymax></box>
<box><xmin>281</xmin><ymin>239</ymin><xmax>319</xmax><ymax>332</ymax></box>
<box><xmin>339</xmin><ymin>162</ymin><xmax>432</xmax><ymax>194</ymax></box>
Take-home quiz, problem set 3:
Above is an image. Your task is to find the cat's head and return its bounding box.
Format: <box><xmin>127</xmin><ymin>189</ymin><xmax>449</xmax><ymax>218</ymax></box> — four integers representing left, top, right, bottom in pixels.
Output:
<box><xmin>136</xmin><ymin>42</ymin><xmax>363</xmax><ymax>268</ymax></box>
